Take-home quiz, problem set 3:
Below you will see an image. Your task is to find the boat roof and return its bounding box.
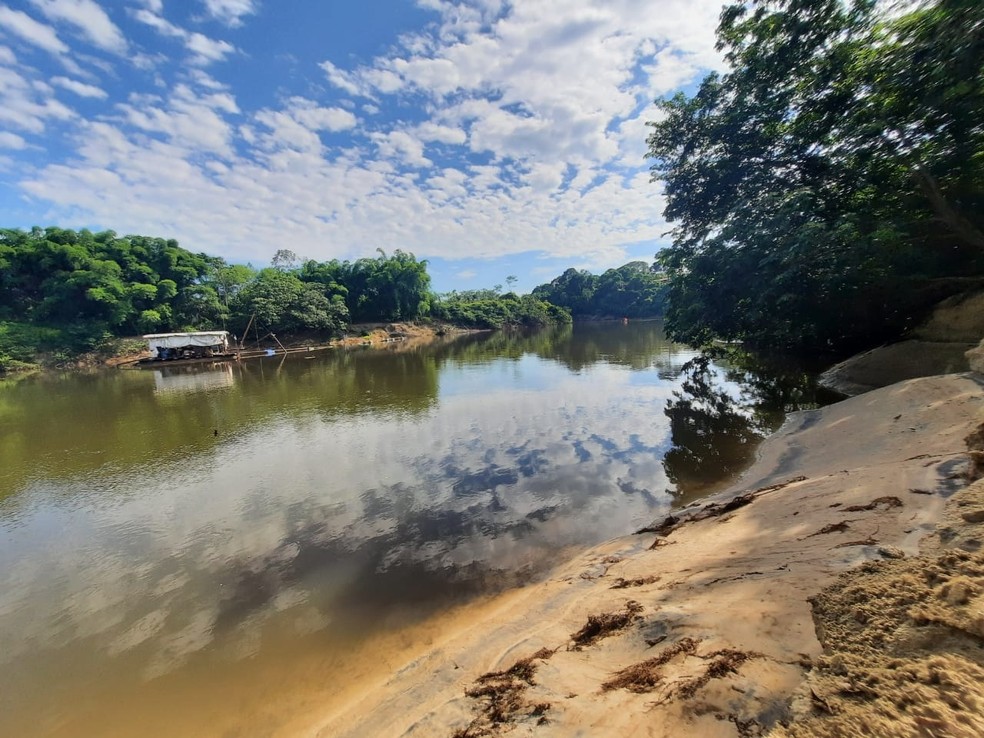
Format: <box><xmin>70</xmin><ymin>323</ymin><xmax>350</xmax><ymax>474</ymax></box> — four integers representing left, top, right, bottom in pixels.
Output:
<box><xmin>142</xmin><ymin>331</ymin><xmax>229</xmax><ymax>339</ymax></box>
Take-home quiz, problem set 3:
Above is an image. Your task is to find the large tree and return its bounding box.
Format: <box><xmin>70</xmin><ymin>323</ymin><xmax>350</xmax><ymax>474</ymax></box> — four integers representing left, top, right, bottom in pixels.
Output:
<box><xmin>647</xmin><ymin>0</ymin><xmax>984</xmax><ymax>353</ymax></box>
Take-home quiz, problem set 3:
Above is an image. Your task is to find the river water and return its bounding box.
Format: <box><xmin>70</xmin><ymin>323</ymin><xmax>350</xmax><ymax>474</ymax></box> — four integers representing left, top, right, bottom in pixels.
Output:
<box><xmin>0</xmin><ymin>322</ymin><xmax>819</xmax><ymax>737</ymax></box>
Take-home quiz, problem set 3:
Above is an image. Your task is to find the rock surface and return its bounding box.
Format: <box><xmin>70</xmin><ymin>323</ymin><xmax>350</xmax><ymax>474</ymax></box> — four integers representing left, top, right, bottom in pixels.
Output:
<box><xmin>820</xmin><ymin>289</ymin><xmax>983</xmax><ymax>396</ymax></box>
<box><xmin>819</xmin><ymin>340</ymin><xmax>973</xmax><ymax>396</ymax></box>
<box><xmin>968</xmin><ymin>339</ymin><xmax>984</xmax><ymax>374</ymax></box>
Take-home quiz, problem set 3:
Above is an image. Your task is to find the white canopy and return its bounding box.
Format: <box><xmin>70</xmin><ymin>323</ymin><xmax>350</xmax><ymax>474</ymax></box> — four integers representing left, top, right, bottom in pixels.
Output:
<box><xmin>144</xmin><ymin>331</ymin><xmax>230</xmax><ymax>352</ymax></box>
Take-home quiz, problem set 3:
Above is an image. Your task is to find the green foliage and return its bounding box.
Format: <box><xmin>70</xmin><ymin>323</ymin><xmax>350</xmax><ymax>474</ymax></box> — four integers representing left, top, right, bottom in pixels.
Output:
<box><xmin>230</xmin><ymin>268</ymin><xmax>349</xmax><ymax>335</ymax></box>
<box><xmin>0</xmin><ymin>227</ymin><xmax>226</xmax><ymax>335</ymax></box>
<box><xmin>531</xmin><ymin>261</ymin><xmax>668</xmax><ymax>318</ymax></box>
<box><xmin>431</xmin><ymin>292</ymin><xmax>571</xmax><ymax>329</ymax></box>
<box><xmin>0</xmin><ymin>320</ymin><xmax>112</xmax><ymax>372</ymax></box>
<box><xmin>647</xmin><ymin>0</ymin><xmax>984</xmax><ymax>354</ymax></box>
<box><xmin>300</xmin><ymin>249</ymin><xmax>431</xmax><ymax>322</ymax></box>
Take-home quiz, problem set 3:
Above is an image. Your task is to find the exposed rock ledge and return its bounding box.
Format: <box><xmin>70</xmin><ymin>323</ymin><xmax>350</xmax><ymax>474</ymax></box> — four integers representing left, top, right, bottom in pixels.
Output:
<box><xmin>309</xmin><ymin>373</ymin><xmax>984</xmax><ymax>738</ymax></box>
<box><xmin>820</xmin><ymin>290</ymin><xmax>984</xmax><ymax>397</ymax></box>
<box><xmin>818</xmin><ymin>340</ymin><xmax>975</xmax><ymax>397</ymax></box>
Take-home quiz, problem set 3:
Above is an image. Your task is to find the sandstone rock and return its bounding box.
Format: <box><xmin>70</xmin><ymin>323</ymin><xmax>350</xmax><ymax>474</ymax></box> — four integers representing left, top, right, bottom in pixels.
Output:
<box><xmin>912</xmin><ymin>291</ymin><xmax>984</xmax><ymax>343</ymax></box>
<box><xmin>967</xmin><ymin>339</ymin><xmax>984</xmax><ymax>375</ymax></box>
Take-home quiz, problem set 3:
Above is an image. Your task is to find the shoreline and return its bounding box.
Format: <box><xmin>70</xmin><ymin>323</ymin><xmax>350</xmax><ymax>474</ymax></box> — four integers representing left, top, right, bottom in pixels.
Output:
<box><xmin>0</xmin><ymin>321</ymin><xmax>471</xmax><ymax>375</ymax></box>
<box><xmin>308</xmin><ymin>372</ymin><xmax>984</xmax><ymax>737</ymax></box>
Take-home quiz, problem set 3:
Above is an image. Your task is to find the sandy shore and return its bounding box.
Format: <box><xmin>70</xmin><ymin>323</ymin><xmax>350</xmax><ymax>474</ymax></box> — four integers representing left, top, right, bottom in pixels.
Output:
<box><xmin>308</xmin><ymin>373</ymin><xmax>984</xmax><ymax>737</ymax></box>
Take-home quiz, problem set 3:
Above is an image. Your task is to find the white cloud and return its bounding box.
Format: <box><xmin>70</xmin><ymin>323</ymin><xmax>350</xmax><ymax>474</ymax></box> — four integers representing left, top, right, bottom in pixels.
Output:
<box><xmin>116</xmin><ymin>84</ymin><xmax>239</xmax><ymax>157</ymax></box>
<box><xmin>0</xmin><ymin>7</ymin><xmax>69</xmax><ymax>55</ymax></box>
<box><xmin>0</xmin><ymin>131</ymin><xmax>28</xmax><ymax>149</ymax></box>
<box><xmin>0</xmin><ymin>45</ymin><xmax>18</xmax><ymax>65</ymax></box>
<box><xmin>370</xmin><ymin>130</ymin><xmax>431</xmax><ymax>169</ymax></box>
<box><xmin>391</xmin><ymin>55</ymin><xmax>461</xmax><ymax>96</ymax></box>
<box><xmin>416</xmin><ymin>122</ymin><xmax>467</xmax><ymax>145</ymax></box>
<box><xmin>319</xmin><ymin>60</ymin><xmax>365</xmax><ymax>97</ymax></box>
<box><xmin>52</xmin><ymin>75</ymin><xmax>107</xmax><ymax>98</ymax></box>
<box><xmin>132</xmin><ymin>7</ymin><xmax>237</xmax><ymax>65</ymax></box>
<box><xmin>29</xmin><ymin>0</ymin><xmax>128</xmax><ymax>54</ymax></box>
<box><xmin>131</xmin><ymin>8</ymin><xmax>180</xmax><ymax>37</ymax></box>
<box><xmin>0</xmin><ymin>65</ymin><xmax>74</xmax><ymax>134</ymax></box>
<box><xmin>186</xmin><ymin>69</ymin><xmax>227</xmax><ymax>90</ymax></box>
<box><xmin>202</xmin><ymin>0</ymin><xmax>259</xmax><ymax>27</ymax></box>
<box><xmin>185</xmin><ymin>32</ymin><xmax>235</xmax><ymax>64</ymax></box>
<box><xmin>286</xmin><ymin>98</ymin><xmax>357</xmax><ymax>132</ymax></box>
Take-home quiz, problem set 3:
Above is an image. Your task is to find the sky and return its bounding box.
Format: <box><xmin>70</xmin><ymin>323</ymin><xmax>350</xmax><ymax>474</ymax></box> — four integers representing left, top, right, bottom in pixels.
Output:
<box><xmin>0</xmin><ymin>0</ymin><xmax>727</xmax><ymax>293</ymax></box>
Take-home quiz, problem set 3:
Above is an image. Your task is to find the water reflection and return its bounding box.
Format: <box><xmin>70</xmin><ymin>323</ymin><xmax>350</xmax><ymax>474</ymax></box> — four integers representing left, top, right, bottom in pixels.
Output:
<box><xmin>0</xmin><ymin>322</ymin><xmax>821</xmax><ymax>737</ymax></box>
<box><xmin>663</xmin><ymin>353</ymin><xmax>824</xmax><ymax>505</ymax></box>
<box><xmin>152</xmin><ymin>364</ymin><xmax>236</xmax><ymax>395</ymax></box>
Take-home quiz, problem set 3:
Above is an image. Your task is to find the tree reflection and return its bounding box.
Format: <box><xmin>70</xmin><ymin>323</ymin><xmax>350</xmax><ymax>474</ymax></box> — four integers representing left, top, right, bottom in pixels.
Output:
<box><xmin>663</xmin><ymin>353</ymin><xmax>822</xmax><ymax>505</ymax></box>
<box><xmin>430</xmin><ymin>320</ymin><xmax>691</xmax><ymax>375</ymax></box>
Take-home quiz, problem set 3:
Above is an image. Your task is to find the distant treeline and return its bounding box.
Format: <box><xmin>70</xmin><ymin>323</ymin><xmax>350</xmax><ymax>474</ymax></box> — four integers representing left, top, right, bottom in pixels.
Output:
<box><xmin>0</xmin><ymin>227</ymin><xmax>667</xmax><ymax>370</ymax></box>
<box><xmin>531</xmin><ymin>262</ymin><xmax>668</xmax><ymax>318</ymax></box>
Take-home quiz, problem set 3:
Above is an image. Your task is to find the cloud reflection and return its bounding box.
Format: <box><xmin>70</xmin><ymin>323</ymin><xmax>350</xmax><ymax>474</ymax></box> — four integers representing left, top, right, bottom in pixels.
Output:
<box><xmin>0</xmin><ymin>323</ymin><xmax>823</xmax><ymax>732</ymax></box>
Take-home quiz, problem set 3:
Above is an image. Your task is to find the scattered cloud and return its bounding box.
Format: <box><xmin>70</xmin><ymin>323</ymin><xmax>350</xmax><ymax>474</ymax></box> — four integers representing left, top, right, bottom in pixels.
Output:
<box><xmin>184</xmin><ymin>31</ymin><xmax>235</xmax><ymax>65</ymax></box>
<box><xmin>319</xmin><ymin>60</ymin><xmax>365</xmax><ymax>97</ymax></box>
<box><xmin>0</xmin><ymin>6</ymin><xmax>69</xmax><ymax>55</ymax></box>
<box><xmin>286</xmin><ymin>97</ymin><xmax>358</xmax><ymax>132</ymax></box>
<box><xmin>132</xmin><ymin>6</ymin><xmax>237</xmax><ymax>66</ymax></box>
<box><xmin>202</xmin><ymin>0</ymin><xmax>259</xmax><ymax>27</ymax></box>
<box><xmin>0</xmin><ymin>64</ymin><xmax>74</xmax><ymax>134</ymax></box>
<box><xmin>0</xmin><ymin>131</ymin><xmax>28</xmax><ymax>149</ymax></box>
<box><xmin>29</xmin><ymin>0</ymin><xmax>128</xmax><ymax>54</ymax></box>
<box><xmin>6</xmin><ymin>0</ymin><xmax>728</xmax><ymax>273</ymax></box>
<box><xmin>51</xmin><ymin>75</ymin><xmax>107</xmax><ymax>98</ymax></box>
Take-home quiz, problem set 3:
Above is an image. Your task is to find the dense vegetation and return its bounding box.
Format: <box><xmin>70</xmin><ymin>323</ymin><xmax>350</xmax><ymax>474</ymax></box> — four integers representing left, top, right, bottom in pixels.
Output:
<box><xmin>0</xmin><ymin>231</ymin><xmax>441</xmax><ymax>370</ymax></box>
<box><xmin>2</xmin><ymin>228</ymin><xmax>675</xmax><ymax>371</ymax></box>
<box><xmin>648</xmin><ymin>0</ymin><xmax>984</xmax><ymax>354</ymax></box>
<box><xmin>431</xmin><ymin>288</ymin><xmax>570</xmax><ymax>329</ymax></box>
<box><xmin>531</xmin><ymin>261</ymin><xmax>668</xmax><ymax>318</ymax></box>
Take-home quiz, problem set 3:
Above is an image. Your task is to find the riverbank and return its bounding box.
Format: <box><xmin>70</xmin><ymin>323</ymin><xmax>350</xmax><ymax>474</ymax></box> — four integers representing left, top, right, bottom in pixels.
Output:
<box><xmin>0</xmin><ymin>321</ymin><xmax>468</xmax><ymax>373</ymax></box>
<box><xmin>309</xmin><ymin>372</ymin><xmax>984</xmax><ymax>737</ymax></box>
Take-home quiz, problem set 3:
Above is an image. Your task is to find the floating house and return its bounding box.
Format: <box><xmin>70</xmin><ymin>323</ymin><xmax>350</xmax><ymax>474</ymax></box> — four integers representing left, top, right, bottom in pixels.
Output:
<box><xmin>143</xmin><ymin>331</ymin><xmax>232</xmax><ymax>361</ymax></box>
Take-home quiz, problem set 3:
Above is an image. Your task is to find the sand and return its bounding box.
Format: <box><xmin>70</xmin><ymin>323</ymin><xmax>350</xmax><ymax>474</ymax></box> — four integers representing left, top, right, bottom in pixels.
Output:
<box><xmin>308</xmin><ymin>373</ymin><xmax>984</xmax><ymax>738</ymax></box>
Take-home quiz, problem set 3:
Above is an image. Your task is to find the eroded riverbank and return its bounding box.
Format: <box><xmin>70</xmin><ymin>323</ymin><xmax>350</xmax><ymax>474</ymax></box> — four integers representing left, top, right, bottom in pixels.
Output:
<box><xmin>314</xmin><ymin>373</ymin><xmax>984</xmax><ymax>737</ymax></box>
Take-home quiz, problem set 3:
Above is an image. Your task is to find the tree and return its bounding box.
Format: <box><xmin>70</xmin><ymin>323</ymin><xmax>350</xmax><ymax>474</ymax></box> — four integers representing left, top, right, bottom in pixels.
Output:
<box><xmin>647</xmin><ymin>0</ymin><xmax>984</xmax><ymax>353</ymax></box>
<box><xmin>271</xmin><ymin>249</ymin><xmax>300</xmax><ymax>271</ymax></box>
<box><xmin>214</xmin><ymin>263</ymin><xmax>257</xmax><ymax>308</ymax></box>
<box><xmin>230</xmin><ymin>268</ymin><xmax>349</xmax><ymax>334</ymax></box>
<box><xmin>531</xmin><ymin>263</ymin><xmax>667</xmax><ymax>318</ymax></box>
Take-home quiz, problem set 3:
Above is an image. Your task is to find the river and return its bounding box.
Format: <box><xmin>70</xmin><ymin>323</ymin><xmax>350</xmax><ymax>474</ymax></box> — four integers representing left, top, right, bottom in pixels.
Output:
<box><xmin>0</xmin><ymin>321</ymin><xmax>819</xmax><ymax>737</ymax></box>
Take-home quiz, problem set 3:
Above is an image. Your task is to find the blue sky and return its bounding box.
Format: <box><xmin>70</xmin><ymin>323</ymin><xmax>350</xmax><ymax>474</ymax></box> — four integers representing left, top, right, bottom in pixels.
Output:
<box><xmin>0</xmin><ymin>0</ymin><xmax>726</xmax><ymax>293</ymax></box>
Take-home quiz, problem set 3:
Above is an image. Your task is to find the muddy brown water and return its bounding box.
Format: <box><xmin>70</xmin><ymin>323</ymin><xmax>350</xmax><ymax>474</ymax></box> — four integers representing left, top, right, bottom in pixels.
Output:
<box><xmin>0</xmin><ymin>322</ymin><xmax>820</xmax><ymax>737</ymax></box>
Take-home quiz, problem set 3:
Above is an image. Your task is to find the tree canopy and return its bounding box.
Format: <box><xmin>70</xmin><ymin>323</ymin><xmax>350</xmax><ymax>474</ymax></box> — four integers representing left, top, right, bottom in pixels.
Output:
<box><xmin>0</xmin><ymin>227</ymin><xmax>224</xmax><ymax>336</ymax></box>
<box><xmin>531</xmin><ymin>261</ymin><xmax>669</xmax><ymax>318</ymax></box>
<box><xmin>647</xmin><ymin>0</ymin><xmax>984</xmax><ymax>354</ymax></box>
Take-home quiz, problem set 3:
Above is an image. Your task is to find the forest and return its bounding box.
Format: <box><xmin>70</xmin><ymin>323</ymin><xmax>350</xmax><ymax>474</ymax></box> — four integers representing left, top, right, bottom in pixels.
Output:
<box><xmin>648</xmin><ymin>0</ymin><xmax>984</xmax><ymax>354</ymax></box>
<box><xmin>0</xmin><ymin>227</ymin><xmax>666</xmax><ymax>371</ymax></box>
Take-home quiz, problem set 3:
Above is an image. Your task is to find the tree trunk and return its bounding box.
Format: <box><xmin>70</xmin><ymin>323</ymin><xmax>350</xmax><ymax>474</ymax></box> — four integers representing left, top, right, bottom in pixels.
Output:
<box><xmin>912</xmin><ymin>168</ymin><xmax>984</xmax><ymax>252</ymax></box>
